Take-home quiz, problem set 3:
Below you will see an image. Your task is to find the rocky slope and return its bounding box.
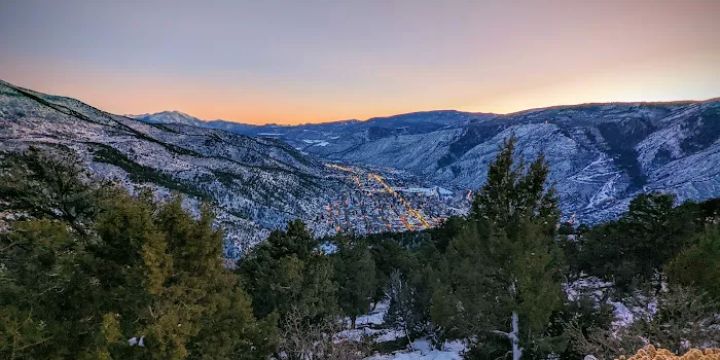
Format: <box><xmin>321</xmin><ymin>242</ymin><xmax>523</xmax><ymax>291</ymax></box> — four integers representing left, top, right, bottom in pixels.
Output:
<box><xmin>138</xmin><ymin>99</ymin><xmax>720</xmax><ymax>223</ymax></box>
<box><xmin>4</xmin><ymin>77</ymin><xmax>719</xmax><ymax>254</ymax></box>
<box><xmin>2</xmin><ymin>80</ymin><xmax>466</xmax><ymax>257</ymax></box>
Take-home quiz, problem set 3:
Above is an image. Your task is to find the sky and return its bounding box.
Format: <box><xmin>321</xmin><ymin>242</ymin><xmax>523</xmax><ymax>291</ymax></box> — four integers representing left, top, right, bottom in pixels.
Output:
<box><xmin>1</xmin><ymin>0</ymin><xmax>719</xmax><ymax>125</ymax></box>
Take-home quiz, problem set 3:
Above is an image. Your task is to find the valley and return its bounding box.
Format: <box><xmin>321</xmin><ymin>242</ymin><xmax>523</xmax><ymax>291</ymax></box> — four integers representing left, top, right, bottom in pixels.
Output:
<box><xmin>0</xmin><ymin>80</ymin><xmax>466</xmax><ymax>257</ymax></box>
<box><xmin>321</xmin><ymin>163</ymin><xmax>468</xmax><ymax>234</ymax></box>
<box><xmin>136</xmin><ymin>99</ymin><xmax>720</xmax><ymax>227</ymax></box>
<box><xmin>4</xmin><ymin>78</ymin><xmax>720</xmax><ymax>258</ymax></box>
<box><xmin>2</xmin><ymin>80</ymin><xmax>719</xmax><ymax>360</ymax></box>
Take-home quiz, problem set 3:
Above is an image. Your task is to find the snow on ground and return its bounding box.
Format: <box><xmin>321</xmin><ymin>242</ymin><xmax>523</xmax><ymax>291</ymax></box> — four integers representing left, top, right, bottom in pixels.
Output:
<box><xmin>302</xmin><ymin>139</ymin><xmax>331</xmax><ymax>146</ymax></box>
<box><xmin>564</xmin><ymin>277</ymin><xmax>613</xmax><ymax>302</ymax></box>
<box><xmin>611</xmin><ymin>295</ymin><xmax>657</xmax><ymax>328</ymax></box>
<box><xmin>585</xmin><ymin>174</ymin><xmax>621</xmax><ymax>209</ymax></box>
<box><xmin>336</xmin><ymin>301</ymin><xmax>393</xmax><ymax>342</ymax></box>
<box><xmin>335</xmin><ymin>301</ymin><xmax>466</xmax><ymax>359</ymax></box>
<box><xmin>366</xmin><ymin>339</ymin><xmax>465</xmax><ymax>360</ymax></box>
<box><xmin>356</xmin><ymin>301</ymin><xmax>389</xmax><ymax>327</ymax></box>
<box><xmin>394</xmin><ymin>186</ymin><xmax>452</xmax><ymax>197</ymax></box>
<box><xmin>319</xmin><ymin>242</ymin><xmax>338</xmax><ymax>255</ymax></box>
<box><xmin>611</xmin><ymin>301</ymin><xmax>635</xmax><ymax>327</ymax></box>
<box><xmin>564</xmin><ymin>277</ymin><xmax>657</xmax><ymax>329</ymax></box>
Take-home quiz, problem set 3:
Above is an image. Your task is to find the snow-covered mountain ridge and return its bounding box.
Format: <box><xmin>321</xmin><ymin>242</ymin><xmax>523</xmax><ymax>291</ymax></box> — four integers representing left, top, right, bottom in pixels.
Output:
<box><xmin>137</xmin><ymin>98</ymin><xmax>720</xmax><ymax>223</ymax></box>
<box><xmin>0</xmin><ymin>80</ymin><xmax>466</xmax><ymax>257</ymax></box>
<box><xmin>3</xmin><ymin>77</ymin><xmax>720</xmax><ymax>256</ymax></box>
<box><xmin>129</xmin><ymin>110</ymin><xmax>206</xmax><ymax>127</ymax></box>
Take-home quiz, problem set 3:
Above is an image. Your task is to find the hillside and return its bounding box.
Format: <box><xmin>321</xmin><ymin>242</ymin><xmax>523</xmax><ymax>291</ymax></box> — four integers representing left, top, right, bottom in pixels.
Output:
<box><xmin>0</xmin><ymin>80</ymin><xmax>464</xmax><ymax>257</ymax></box>
<box><xmin>5</xmin><ymin>78</ymin><xmax>720</xmax><ymax>255</ymax></box>
<box><xmin>137</xmin><ymin>99</ymin><xmax>720</xmax><ymax>223</ymax></box>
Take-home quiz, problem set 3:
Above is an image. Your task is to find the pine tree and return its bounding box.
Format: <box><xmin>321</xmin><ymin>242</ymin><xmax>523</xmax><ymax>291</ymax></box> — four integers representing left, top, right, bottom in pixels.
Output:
<box><xmin>470</xmin><ymin>137</ymin><xmax>558</xmax><ymax>229</ymax></box>
<box><xmin>666</xmin><ymin>225</ymin><xmax>720</xmax><ymax>301</ymax></box>
<box><xmin>333</xmin><ymin>237</ymin><xmax>376</xmax><ymax>328</ymax></box>
<box><xmin>623</xmin><ymin>193</ymin><xmax>694</xmax><ymax>287</ymax></box>
<box><xmin>0</xmin><ymin>219</ymin><xmax>103</xmax><ymax>358</ymax></box>
<box><xmin>0</xmin><ymin>150</ymin><xmax>274</xmax><ymax>359</ymax></box>
<box><xmin>579</xmin><ymin>193</ymin><xmax>696</xmax><ymax>293</ymax></box>
<box><xmin>433</xmin><ymin>137</ymin><xmax>564</xmax><ymax>360</ymax></box>
<box><xmin>0</xmin><ymin>147</ymin><xmax>100</xmax><ymax>235</ymax></box>
<box><xmin>368</xmin><ymin>237</ymin><xmax>412</xmax><ymax>310</ymax></box>
<box><xmin>238</xmin><ymin>220</ymin><xmax>338</xmax><ymax>323</ymax></box>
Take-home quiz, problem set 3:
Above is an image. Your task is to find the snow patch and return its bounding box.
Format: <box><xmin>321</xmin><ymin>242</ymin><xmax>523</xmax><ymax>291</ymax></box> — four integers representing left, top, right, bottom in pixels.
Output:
<box><xmin>366</xmin><ymin>339</ymin><xmax>465</xmax><ymax>360</ymax></box>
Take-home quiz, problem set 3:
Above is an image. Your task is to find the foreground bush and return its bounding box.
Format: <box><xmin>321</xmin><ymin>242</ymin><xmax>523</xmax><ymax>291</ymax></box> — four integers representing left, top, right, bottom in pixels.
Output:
<box><xmin>0</xmin><ymin>149</ymin><xmax>275</xmax><ymax>359</ymax></box>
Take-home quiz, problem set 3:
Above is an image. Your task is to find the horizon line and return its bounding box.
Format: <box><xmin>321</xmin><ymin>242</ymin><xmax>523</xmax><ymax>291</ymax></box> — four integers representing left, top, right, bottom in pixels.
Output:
<box><xmin>129</xmin><ymin>96</ymin><xmax>720</xmax><ymax>127</ymax></box>
<box><xmin>3</xmin><ymin>78</ymin><xmax>718</xmax><ymax>127</ymax></box>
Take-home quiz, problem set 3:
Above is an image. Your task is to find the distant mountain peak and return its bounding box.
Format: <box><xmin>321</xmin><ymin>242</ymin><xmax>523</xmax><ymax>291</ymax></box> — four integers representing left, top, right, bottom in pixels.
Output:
<box><xmin>128</xmin><ymin>110</ymin><xmax>205</xmax><ymax>126</ymax></box>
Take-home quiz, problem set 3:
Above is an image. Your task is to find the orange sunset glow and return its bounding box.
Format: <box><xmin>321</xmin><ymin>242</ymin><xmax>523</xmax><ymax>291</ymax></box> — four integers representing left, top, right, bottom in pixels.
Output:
<box><xmin>1</xmin><ymin>0</ymin><xmax>718</xmax><ymax>124</ymax></box>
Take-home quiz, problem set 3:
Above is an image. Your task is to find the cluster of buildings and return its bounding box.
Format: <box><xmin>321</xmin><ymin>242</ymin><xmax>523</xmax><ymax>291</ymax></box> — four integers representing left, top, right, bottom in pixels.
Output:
<box><xmin>310</xmin><ymin>163</ymin><xmax>471</xmax><ymax>236</ymax></box>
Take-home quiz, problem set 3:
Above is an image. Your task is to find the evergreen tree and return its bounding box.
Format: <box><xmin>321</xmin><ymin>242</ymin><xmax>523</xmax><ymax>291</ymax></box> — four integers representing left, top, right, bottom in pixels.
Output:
<box><xmin>384</xmin><ymin>268</ymin><xmax>434</xmax><ymax>347</ymax></box>
<box><xmin>470</xmin><ymin>137</ymin><xmax>559</xmax><ymax>229</ymax></box>
<box><xmin>0</xmin><ymin>150</ymin><xmax>273</xmax><ymax>359</ymax></box>
<box><xmin>428</xmin><ymin>215</ymin><xmax>466</xmax><ymax>252</ymax></box>
<box><xmin>368</xmin><ymin>238</ymin><xmax>407</xmax><ymax>309</ymax></box>
<box><xmin>666</xmin><ymin>225</ymin><xmax>720</xmax><ymax>300</ymax></box>
<box><xmin>546</xmin><ymin>294</ymin><xmax>615</xmax><ymax>359</ymax></box>
<box><xmin>623</xmin><ymin>193</ymin><xmax>694</xmax><ymax>285</ymax></box>
<box><xmin>0</xmin><ymin>219</ymin><xmax>105</xmax><ymax>359</ymax></box>
<box><xmin>579</xmin><ymin>193</ymin><xmax>696</xmax><ymax>292</ymax></box>
<box><xmin>556</xmin><ymin>221</ymin><xmax>582</xmax><ymax>282</ymax></box>
<box><xmin>238</xmin><ymin>220</ymin><xmax>337</xmax><ymax>323</ymax></box>
<box><xmin>333</xmin><ymin>237</ymin><xmax>376</xmax><ymax>328</ymax></box>
<box><xmin>0</xmin><ymin>147</ymin><xmax>100</xmax><ymax>235</ymax></box>
<box><xmin>432</xmin><ymin>137</ymin><xmax>564</xmax><ymax>360</ymax></box>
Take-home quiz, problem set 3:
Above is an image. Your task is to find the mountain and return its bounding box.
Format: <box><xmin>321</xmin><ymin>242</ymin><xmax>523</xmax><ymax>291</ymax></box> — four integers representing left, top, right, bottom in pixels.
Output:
<box><xmin>137</xmin><ymin>99</ymin><xmax>720</xmax><ymax>224</ymax></box>
<box><xmin>130</xmin><ymin>109</ymin><xmax>484</xmax><ymax>148</ymax></box>
<box><xmin>128</xmin><ymin>110</ymin><xmax>206</xmax><ymax>127</ymax></box>
<box><xmin>1</xmin><ymin>80</ymin><xmax>465</xmax><ymax>258</ymax></box>
<box><xmin>4</xmin><ymin>78</ymin><xmax>720</xmax><ymax>252</ymax></box>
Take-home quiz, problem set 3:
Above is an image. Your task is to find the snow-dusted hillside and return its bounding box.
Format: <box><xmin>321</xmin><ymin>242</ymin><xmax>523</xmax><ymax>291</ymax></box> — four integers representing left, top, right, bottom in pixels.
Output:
<box><xmin>0</xmin><ymin>80</ymin><xmax>467</xmax><ymax>257</ymax></box>
<box><xmin>4</xmin><ymin>77</ymin><xmax>720</xmax><ymax>256</ymax></box>
<box><xmin>0</xmin><ymin>81</ymin><xmax>339</xmax><ymax>256</ymax></box>
<box><xmin>137</xmin><ymin>99</ymin><xmax>720</xmax><ymax>223</ymax></box>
